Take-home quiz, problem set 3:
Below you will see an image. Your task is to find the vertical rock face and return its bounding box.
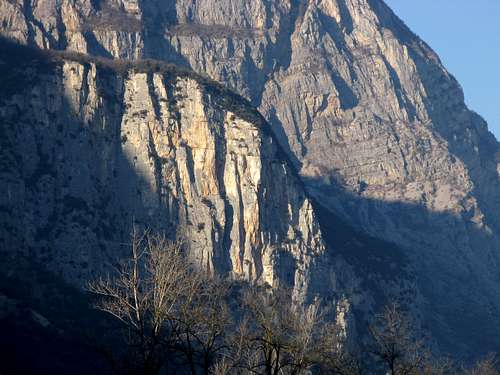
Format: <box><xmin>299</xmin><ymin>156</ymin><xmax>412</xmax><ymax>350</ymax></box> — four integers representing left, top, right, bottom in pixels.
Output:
<box><xmin>2</xmin><ymin>0</ymin><xmax>500</xmax><ymax>356</ymax></box>
<box><xmin>0</xmin><ymin>50</ymin><xmax>327</xmax><ymax>303</ymax></box>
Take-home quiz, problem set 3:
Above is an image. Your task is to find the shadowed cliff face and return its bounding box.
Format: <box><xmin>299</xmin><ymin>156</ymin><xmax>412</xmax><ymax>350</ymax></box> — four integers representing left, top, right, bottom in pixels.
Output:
<box><xmin>0</xmin><ymin>40</ymin><xmax>420</xmax><ymax>360</ymax></box>
<box><xmin>0</xmin><ymin>41</ymin><xmax>353</xmax><ymax>374</ymax></box>
<box><xmin>2</xmin><ymin>0</ymin><xmax>500</xmax><ymax>358</ymax></box>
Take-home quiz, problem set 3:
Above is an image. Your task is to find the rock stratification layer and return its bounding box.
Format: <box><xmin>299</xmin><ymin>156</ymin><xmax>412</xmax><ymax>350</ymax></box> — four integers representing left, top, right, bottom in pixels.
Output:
<box><xmin>2</xmin><ymin>0</ymin><xmax>500</xmax><ymax>356</ymax></box>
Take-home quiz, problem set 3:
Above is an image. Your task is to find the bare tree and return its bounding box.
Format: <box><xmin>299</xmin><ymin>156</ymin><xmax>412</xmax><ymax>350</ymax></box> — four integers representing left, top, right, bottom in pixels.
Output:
<box><xmin>227</xmin><ymin>287</ymin><xmax>357</xmax><ymax>375</ymax></box>
<box><xmin>231</xmin><ymin>287</ymin><xmax>291</xmax><ymax>375</ymax></box>
<box><xmin>463</xmin><ymin>355</ymin><xmax>500</xmax><ymax>375</ymax></box>
<box><xmin>171</xmin><ymin>275</ymin><xmax>231</xmax><ymax>375</ymax></box>
<box><xmin>319</xmin><ymin>326</ymin><xmax>363</xmax><ymax>375</ymax></box>
<box><xmin>285</xmin><ymin>298</ymin><xmax>359</xmax><ymax>375</ymax></box>
<box><xmin>368</xmin><ymin>303</ymin><xmax>434</xmax><ymax>375</ymax></box>
<box><xmin>88</xmin><ymin>228</ymin><xmax>230</xmax><ymax>375</ymax></box>
<box><xmin>88</xmin><ymin>228</ymin><xmax>187</xmax><ymax>374</ymax></box>
<box><xmin>94</xmin><ymin>229</ymin><xmax>473</xmax><ymax>375</ymax></box>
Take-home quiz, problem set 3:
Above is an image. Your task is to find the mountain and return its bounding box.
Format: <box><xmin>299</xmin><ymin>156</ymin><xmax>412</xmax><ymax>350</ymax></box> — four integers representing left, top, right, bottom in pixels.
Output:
<box><xmin>0</xmin><ymin>38</ymin><xmax>335</xmax><ymax>295</ymax></box>
<box><xmin>0</xmin><ymin>39</ymin><xmax>358</xmax><ymax>372</ymax></box>
<box><xmin>1</xmin><ymin>0</ymin><xmax>500</xmax><ymax>359</ymax></box>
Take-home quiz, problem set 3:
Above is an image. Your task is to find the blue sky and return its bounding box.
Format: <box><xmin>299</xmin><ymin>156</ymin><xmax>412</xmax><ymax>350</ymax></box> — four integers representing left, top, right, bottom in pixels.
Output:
<box><xmin>384</xmin><ymin>0</ymin><xmax>500</xmax><ymax>139</ymax></box>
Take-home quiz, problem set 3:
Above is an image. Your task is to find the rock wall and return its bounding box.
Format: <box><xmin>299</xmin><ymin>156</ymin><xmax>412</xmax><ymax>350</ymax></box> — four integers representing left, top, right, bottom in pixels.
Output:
<box><xmin>0</xmin><ymin>48</ymin><xmax>329</xmax><ymax>304</ymax></box>
<box><xmin>2</xmin><ymin>0</ymin><xmax>500</xmax><ymax>356</ymax></box>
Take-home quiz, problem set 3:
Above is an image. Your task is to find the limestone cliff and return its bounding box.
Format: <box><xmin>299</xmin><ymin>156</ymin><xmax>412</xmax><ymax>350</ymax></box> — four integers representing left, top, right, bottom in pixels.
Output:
<box><xmin>2</xmin><ymin>0</ymin><xmax>500</xmax><ymax>356</ymax></box>
<box><xmin>0</xmin><ymin>42</ymin><xmax>329</xmax><ymax>302</ymax></box>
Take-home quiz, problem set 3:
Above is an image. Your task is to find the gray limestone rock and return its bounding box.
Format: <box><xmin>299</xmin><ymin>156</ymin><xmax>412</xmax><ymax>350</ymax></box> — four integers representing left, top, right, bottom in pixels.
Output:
<box><xmin>1</xmin><ymin>0</ymin><xmax>500</xmax><ymax>357</ymax></box>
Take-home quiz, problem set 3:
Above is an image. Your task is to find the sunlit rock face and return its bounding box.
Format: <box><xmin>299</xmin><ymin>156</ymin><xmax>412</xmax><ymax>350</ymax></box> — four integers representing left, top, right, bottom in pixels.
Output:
<box><xmin>2</xmin><ymin>0</ymin><xmax>500</xmax><ymax>357</ymax></box>
<box><xmin>0</xmin><ymin>52</ymin><xmax>332</xmax><ymax>302</ymax></box>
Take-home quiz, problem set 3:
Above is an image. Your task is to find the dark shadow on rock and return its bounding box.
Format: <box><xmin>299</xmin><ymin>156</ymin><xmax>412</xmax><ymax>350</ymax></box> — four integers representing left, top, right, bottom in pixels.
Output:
<box><xmin>265</xmin><ymin>107</ymin><xmax>303</xmax><ymax>169</ymax></box>
<box><xmin>0</xmin><ymin>38</ymin><xmax>180</xmax><ymax>373</ymax></box>
<box><xmin>271</xmin><ymin>0</ymin><xmax>308</xmax><ymax>73</ymax></box>
<box><xmin>336</xmin><ymin>0</ymin><xmax>354</xmax><ymax>34</ymax></box>
<box><xmin>83</xmin><ymin>31</ymin><xmax>114</xmax><ymax>59</ymax></box>
<box><xmin>330</xmin><ymin>68</ymin><xmax>359</xmax><ymax>110</ymax></box>
<box><xmin>302</xmin><ymin>174</ymin><xmax>500</xmax><ymax>362</ymax></box>
<box><xmin>134</xmin><ymin>0</ymin><xmax>192</xmax><ymax>66</ymax></box>
<box><xmin>380</xmin><ymin>54</ymin><xmax>416</xmax><ymax>122</ymax></box>
<box><xmin>0</xmin><ymin>253</ymin><xmax>109</xmax><ymax>375</ymax></box>
<box><xmin>212</xmin><ymin>120</ymin><xmax>235</xmax><ymax>275</ymax></box>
